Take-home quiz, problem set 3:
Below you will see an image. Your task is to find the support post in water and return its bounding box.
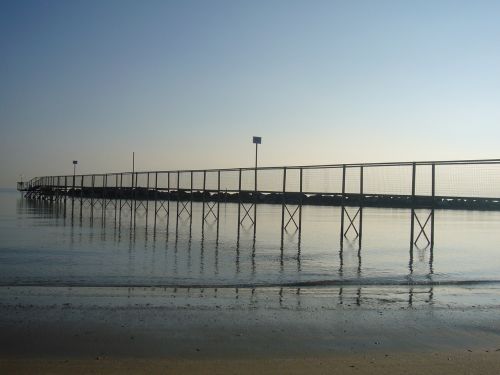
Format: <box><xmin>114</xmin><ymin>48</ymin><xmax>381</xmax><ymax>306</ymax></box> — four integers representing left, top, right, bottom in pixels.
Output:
<box><xmin>176</xmin><ymin>170</ymin><xmax>180</xmax><ymax>235</ymax></box>
<box><xmin>80</xmin><ymin>175</ymin><xmax>84</xmax><ymax>216</ymax></box>
<box><xmin>340</xmin><ymin>166</ymin><xmax>362</xmax><ymax>241</ymax></box>
<box><xmin>167</xmin><ymin>172</ymin><xmax>171</xmax><ymax>234</ymax></box>
<box><xmin>102</xmin><ymin>174</ymin><xmax>106</xmax><ymax>221</ymax></box>
<box><xmin>340</xmin><ymin>164</ymin><xmax>346</xmax><ymax>247</ymax></box>
<box><xmin>190</xmin><ymin>171</ymin><xmax>194</xmax><ymax>232</ymax></box>
<box><xmin>237</xmin><ymin>168</ymin><xmax>242</xmax><ymax>241</ymax></box>
<box><xmin>281</xmin><ymin>167</ymin><xmax>302</xmax><ymax>251</ymax></box>
<box><xmin>280</xmin><ymin>167</ymin><xmax>287</xmax><ymax>249</ymax></box>
<box><xmin>153</xmin><ymin>172</ymin><xmax>158</xmax><ymax>231</ymax></box>
<box><xmin>202</xmin><ymin>170</ymin><xmax>206</xmax><ymax>234</ymax></box>
<box><xmin>217</xmin><ymin>170</ymin><xmax>221</xmax><ymax>243</ymax></box>
<box><xmin>410</xmin><ymin>162</ymin><xmax>416</xmax><ymax>250</ymax></box>
<box><xmin>411</xmin><ymin>162</ymin><xmax>434</xmax><ymax>249</ymax></box>
<box><xmin>145</xmin><ymin>172</ymin><xmax>150</xmax><ymax>228</ymax></box>
<box><xmin>430</xmin><ymin>163</ymin><xmax>435</xmax><ymax>248</ymax></box>
<box><xmin>358</xmin><ymin>166</ymin><xmax>364</xmax><ymax>248</ymax></box>
<box><xmin>298</xmin><ymin>167</ymin><xmax>303</xmax><ymax>243</ymax></box>
<box><xmin>239</xmin><ymin>168</ymin><xmax>256</xmax><ymax>228</ymax></box>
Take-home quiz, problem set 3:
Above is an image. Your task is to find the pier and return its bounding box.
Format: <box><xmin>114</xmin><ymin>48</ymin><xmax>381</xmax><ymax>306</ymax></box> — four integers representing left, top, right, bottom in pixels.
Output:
<box><xmin>18</xmin><ymin>159</ymin><xmax>500</xmax><ymax>251</ymax></box>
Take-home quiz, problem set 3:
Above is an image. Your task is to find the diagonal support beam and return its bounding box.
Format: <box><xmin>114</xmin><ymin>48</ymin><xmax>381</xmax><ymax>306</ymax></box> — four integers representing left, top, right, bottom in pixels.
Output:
<box><xmin>413</xmin><ymin>210</ymin><xmax>433</xmax><ymax>246</ymax></box>
<box><xmin>343</xmin><ymin>207</ymin><xmax>360</xmax><ymax>238</ymax></box>
<box><xmin>178</xmin><ymin>200</ymin><xmax>191</xmax><ymax>218</ymax></box>
<box><xmin>240</xmin><ymin>203</ymin><xmax>255</xmax><ymax>225</ymax></box>
<box><xmin>204</xmin><ymin>201</ymin><xmax>218</xmax><ymax>221</ymax></box>
<box><xmin>155</xmin><ymin>200</ymin><xmax>169</xmax><ymax>215</ymax></box>
<box><xmin>284</xmin><ymin>204</ymin><xmax>300</xmax><ymax>230</ymax></box>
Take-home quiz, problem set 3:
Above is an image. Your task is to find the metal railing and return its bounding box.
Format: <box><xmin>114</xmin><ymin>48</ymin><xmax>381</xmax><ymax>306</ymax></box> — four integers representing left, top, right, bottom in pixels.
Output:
<box><xmin>20</xmin><ymin>158</ymin><xmax>500</xmax><ymax>201</ymax></box>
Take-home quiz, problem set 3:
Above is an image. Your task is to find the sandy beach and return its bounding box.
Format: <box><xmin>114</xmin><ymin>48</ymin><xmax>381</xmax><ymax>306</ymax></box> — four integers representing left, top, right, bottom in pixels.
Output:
<box><xmin>3</xmin><ymin>352</ymin><xmax>500</xmax><ymax>375</ymax></box>
<box><xmin>2</xmin><ymin>285</ymin><xmax>500</xmax><ymax>374</ymax></box>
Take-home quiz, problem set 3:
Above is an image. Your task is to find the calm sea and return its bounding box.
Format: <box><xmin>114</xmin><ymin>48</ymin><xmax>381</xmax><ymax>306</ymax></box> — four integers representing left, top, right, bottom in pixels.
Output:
<box><xmin>1</xmin><ymin>189</ymin><xmax>500</xmax><ymax>287</ymax></box>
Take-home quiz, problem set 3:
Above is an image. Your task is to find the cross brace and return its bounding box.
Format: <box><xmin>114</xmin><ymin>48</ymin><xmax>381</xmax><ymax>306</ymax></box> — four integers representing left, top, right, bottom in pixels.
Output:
<box><xmin>204</xmin><ymin>201</ymin><xmax>218</xmax><ymax>221</ymax></box>
<box><xmin>343</xmin><ymin>207</ymin><xmax>361</xmax><ymax>238</ymax></box>
<box><xmin>412</xmin><ymin>210</ymin><xmax>434</xmax><ymax>247</ymax></box>
<box><xmin>283</xmin><ymin>204</ymin><xmax>300</xmax><ymax>230</ymax></box>
<box><xmin>134</xmin><ymin>200</ymin><xmax>147</xmax><ymax>211</ymax></box>
<box><xmin>178</xmin><ymin>200</ymin><xmax>192</xmax><ymax>218</ymax></box>
<box><xmin>240</xmin><ymin>203</ymin><xmax>255</xmax><ymax>225</ymax></box>
<box><xmin>155</xmin><ymin>201</ymin><xmax>169</xmax><ymax>215</ymax></box>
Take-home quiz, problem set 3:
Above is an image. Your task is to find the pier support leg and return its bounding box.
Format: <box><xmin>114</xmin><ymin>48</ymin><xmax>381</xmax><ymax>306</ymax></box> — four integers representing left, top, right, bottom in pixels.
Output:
<box><xmin>410</xmin><ymin>209</ymin><xmax>434</xmax><ymax>249</ymax></box>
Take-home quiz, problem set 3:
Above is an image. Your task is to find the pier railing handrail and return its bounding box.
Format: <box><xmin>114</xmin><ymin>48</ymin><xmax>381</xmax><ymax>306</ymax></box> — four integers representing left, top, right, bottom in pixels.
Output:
<box><xmin>22</xmin><ymin>158</ymin><xmax>500</xmax><ymax>183</ymax></box>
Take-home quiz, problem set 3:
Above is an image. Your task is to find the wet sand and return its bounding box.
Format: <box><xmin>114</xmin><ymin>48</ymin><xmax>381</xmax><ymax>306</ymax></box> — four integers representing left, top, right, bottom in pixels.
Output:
<box><xmin>1</xmin><ymin>285</ymin><xmax>500</xmax><ymax>374</ymax></box>
<box><xmin>3</xmin><ymin>353</ymin><xmax>500</xmax><ymax>375</ymax></box>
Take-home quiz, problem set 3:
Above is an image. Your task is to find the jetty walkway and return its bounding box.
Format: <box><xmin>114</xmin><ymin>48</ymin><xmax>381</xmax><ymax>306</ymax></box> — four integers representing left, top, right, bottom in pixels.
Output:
<box><xmin>17</xmin><ymin>159</ymin><xmax>500</xmax><ymax>249</ymax></box>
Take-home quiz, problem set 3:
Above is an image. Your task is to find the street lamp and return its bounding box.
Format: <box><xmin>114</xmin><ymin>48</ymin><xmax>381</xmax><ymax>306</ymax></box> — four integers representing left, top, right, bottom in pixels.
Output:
<box><xmin>252</xmin><ymin>136</ymin><xmax>262</xmax><ymax>191</ymax></box>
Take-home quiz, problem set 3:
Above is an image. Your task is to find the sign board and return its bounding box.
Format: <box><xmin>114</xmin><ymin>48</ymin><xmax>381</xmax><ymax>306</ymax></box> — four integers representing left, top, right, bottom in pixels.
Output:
<box><xmin>252</xmin><ymin>136</ymin><xmax>262</xmax><ymax>144</ymax></box>
<box><xmin>73</xmin><ymin>160</ymin><xmax>78</xmax><ymax>165</ymax></box>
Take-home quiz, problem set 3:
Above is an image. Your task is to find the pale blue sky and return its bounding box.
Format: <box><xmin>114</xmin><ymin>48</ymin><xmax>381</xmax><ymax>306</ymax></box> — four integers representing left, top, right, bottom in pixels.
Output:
<box><xmin>1</xmin><ymin>0</ymin><xmax>499</xmax><ymax>186</ymax></box>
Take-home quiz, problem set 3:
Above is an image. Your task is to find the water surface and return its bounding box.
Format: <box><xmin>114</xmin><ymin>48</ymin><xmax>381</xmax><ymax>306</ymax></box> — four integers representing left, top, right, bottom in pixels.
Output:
<box><xmin>1</xmin><ymin>190</ymin><xmax>500</xmax><ymax>287</ymax></box>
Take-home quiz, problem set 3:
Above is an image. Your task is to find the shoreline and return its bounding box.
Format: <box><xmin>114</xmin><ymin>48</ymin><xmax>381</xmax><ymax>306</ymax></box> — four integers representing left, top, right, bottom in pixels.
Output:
<box><xmin>2</xmin><ymin>285</ymin><xmax>500</xmax><ymax>373</ymax></box>
<box><xmin>2</xmin><ymin>285</ymin><xmax>500</xmax><ymax>351</ymax></box>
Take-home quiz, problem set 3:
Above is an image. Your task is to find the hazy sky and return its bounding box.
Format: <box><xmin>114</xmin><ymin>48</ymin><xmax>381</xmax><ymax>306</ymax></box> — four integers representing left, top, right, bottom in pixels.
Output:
<box><xmin>1</xmin><ymin>0</ymin><xmax>500</xmax><ymax>187</ymax></box>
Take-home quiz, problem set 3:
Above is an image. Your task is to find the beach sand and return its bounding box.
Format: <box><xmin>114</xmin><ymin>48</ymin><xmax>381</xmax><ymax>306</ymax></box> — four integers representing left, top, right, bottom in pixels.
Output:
<box><xmin>3</xmin><ymin>352</ymin><xmax>500</xmax><ymax>375</ymax></box>
<box><xmin>1</xmin><ymin>285</ymin><xmax>500</xmax><ymax>374</ymax></box>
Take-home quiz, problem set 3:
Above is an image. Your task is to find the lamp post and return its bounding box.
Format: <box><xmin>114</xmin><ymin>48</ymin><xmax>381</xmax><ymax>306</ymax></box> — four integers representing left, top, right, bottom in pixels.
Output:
<box><xmin>252</xmin><ymin>136</ymin><xmax>261</xmax><ymax>191</ymax></box>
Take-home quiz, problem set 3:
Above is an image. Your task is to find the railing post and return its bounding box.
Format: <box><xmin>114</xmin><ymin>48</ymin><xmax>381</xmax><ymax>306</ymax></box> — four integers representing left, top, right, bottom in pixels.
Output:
<box><xmin>411</xmin><ymin>163</ymin><xmax>416</xmax><ymax>197</ymax></box>
<box><xmin>360</xmin><ymin>166</ymin><xmax>364</xmax><ymax>201</ymax></box>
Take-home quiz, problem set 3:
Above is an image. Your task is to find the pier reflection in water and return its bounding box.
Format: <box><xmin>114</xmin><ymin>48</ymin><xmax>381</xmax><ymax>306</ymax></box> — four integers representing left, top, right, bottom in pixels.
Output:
<box><xmin>4</xmin><ymin>192</ymin><xmax>500</xmax><ymax>289</ymax></box>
